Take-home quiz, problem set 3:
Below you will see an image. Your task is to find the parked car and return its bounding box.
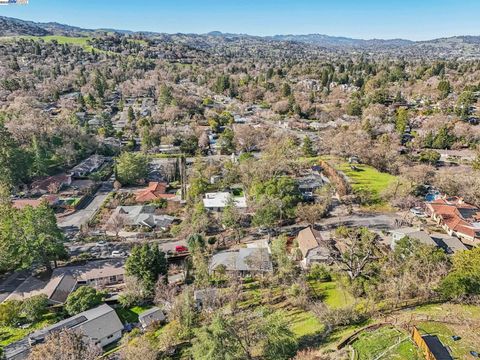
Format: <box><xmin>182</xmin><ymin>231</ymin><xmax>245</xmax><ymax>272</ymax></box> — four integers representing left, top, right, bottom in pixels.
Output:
<box><xmin>96</xmin><ymin>240</ymin><xmax>108</xmax><ymax>247</ymax></box>
<box><xmin>175</xmin><ymin>245</ymin><xmax>188</xmax><ymax>253</ymax></box>
<box><xmin>111</xmin><ymin>250</ymin><xmax>126</xmax><ymax>258</ymax></box>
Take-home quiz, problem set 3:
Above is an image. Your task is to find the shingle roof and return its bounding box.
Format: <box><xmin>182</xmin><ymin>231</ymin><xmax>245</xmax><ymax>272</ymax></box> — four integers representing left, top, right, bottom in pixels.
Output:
<box><xmin>209</xmin><ymin>248</ymin><xmax>273</xmax><ymax>273</ymax></box>
<box><xmin>296</xmin><ymin>226</ymin><xmax>322</xmax><ymax>258</ymax></box>
<box><xmin>29</xmin><ymin>304</ymin><xmax>123</xmax><ymax>344</ymax></box>
<box><xmin>138</xmin><ymin>307</ymin><xmax>165</xmax><ymax>327</ymax></box>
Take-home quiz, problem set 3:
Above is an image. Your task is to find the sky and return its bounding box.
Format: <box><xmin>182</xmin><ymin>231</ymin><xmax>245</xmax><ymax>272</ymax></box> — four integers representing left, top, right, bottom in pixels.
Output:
<box><xmin>1</xmin><ymin>0</ymin><xmax>480</xmax><ymax>40</ymax></box>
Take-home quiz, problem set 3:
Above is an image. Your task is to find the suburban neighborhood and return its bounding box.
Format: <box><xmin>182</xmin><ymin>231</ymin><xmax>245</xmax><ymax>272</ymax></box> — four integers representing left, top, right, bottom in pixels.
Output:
<box><xmin>1</xmin><ymin>2</ymin><xmax>480</xmax><ymax>360</ymax></box>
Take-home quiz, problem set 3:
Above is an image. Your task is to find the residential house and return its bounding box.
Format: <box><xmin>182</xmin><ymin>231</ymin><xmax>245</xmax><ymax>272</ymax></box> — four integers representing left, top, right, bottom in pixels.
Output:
<box><xmin>425</xmin><ymin>197</ymin><xmax>480</xmax><ymax>245</ymax></box>
<box><xmin>209</xmin><ymin>248</ymin><xmax>273</xmax><ymax>276</ymax></box>
<box><xmin>5</xmin><ymin>260</ymin><xmax>125</xmax><ymax>304</ymax></box>
<box><xmin>3</xmin><ymin>304</ymin><xmax>123</xmax><ymax>360</ymax></box>
<box><xmin>71</xmin><ymin>155</ymin><xmax>107</xmax><ymax>178</ymax></box>
<box><xmin>12</xmin><ymin>195</ymin><xmax>59</xmax><ymax>210</ymax></box>
<box><xmin>136</xmin><ymin>182</ymin><xmax>176</xmax><ymax>203</ymax></box>
<box><xmin>138</xmin><ymin>307</ymin><xmax>165</xmax><ymax>329</ymax></box>
<box><xmin>296</xmin><ymin>226</ymin><xmax>336</xmax><ymax>268</ymax></box>
<box><xmin>297</xmin><ymin>175</ymin><xmax>325</xmax><ymax>200</ymax></box>
<box><xmin>389</xmin><ymin>227</ymin><xmax>467</xmax><ymax>254</ymax></box>
<box><xmin>202</xmin><ymin>192</ymin><xmax>247</xmax><ymax>212</ymax></box>
<box><xmin>108</xmin><ymin>205</ymin><xmax>176</xmax><ymax>229</ymax></box>
<box><xmin>30</xmin><ymin>173</ymin><xmax>72</xmax><ymax>195</ymax></box>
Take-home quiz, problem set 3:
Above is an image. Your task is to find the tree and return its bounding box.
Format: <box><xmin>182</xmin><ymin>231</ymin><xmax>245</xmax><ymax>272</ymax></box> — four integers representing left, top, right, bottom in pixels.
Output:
<box><xmin>302</xmin><ymin>136</ymin><xmax>316</xmax><ymax>157</ymax></box>
<box><xmin>17</xmin><ymin>202</ymin><xmax>68</xmax><ymax>271</ymax></box>
<box><xmin>432</xmin><ymin>126</ymin><xmax>455</xmax><ymax>149</ymax></box>
<box><xmin>120</xmin><ymin>334</ymin><xmax>159</xmax><ymax>360</ymax></box>
<box><xmin>0</xmin><ymin>300</ymin><xmax>22</xmax><ymax>326</ymax></box>
<box><xmin>127</xmin><ymin>106</ymin><xmax>135</xmax><ymax>124</ymax></box>
<box><xmin>251</xmin><ymin>176</ymin><xmax>301</xmax><ymax>224</ymax></box>
<box><xmin>191</xmin><ymin>309</ymin><xmax>296</xmax><ymax>360</ymax></box>
<box><xmin>295</xmin><ymin>202</ymin><xmax>329</xmax><ymax>226</ymax></box>
<box><xmin>125</xmin><ymin>243</ymin><xmax>168</xmax><ymax>294</ymax></box>
<box><xmin>187</xmin><ymin>234</ymin><xmax>206</xmax><ymax>253</ymax></box>
<box><xmin>179</xmin><ymin>135</ymin><xmax>199</xmax><ymax>155</ymax></box>
<box><xmin>22</xmin><ymin>295</ymin><xmax>48</xmax><ymax>322</ymax></box>
<box><xmin>221</xmin><ymin>197</ymin><xmax>243</xmax><ymax>243</ymax></box>
<box><xmin>439</xmin><ymin>247</ymin><xmax>480</xmax><ymax>299</ymax></box>
<box><xmin>28</xmin><ymin>329</ymin><xmax>101</xmax><ymax>360</ymax></box>
<box><xmin>346</xmin><ymin>100</ymin><xmax>362</xmax><ymax>116</ymax></box>
<box><xmin>260</xmin><ymin>310</ymin><xmax>297</xmax><ymax>360</ymax></box>
<box><xmin>158</xmin><ymin>84</ymin><xmax>174</xmax><ymax>107</ymax></box>
<box><xmin>0</xmin><ymin>120</ymin><xmax>29</xmax><ymax>189</ymax></box>
<box><xmin>455</xmin><ymin>91</ymin><xmax>474</xmax><ymax>119</ymax></box>
<box><xmin>418</xmin><ymin>150</ymin><xmax>440</xmax><ymax>165</ymax></box>
<box><xmin>106</xmin><ymin>212</ymin><xmax>126</xmax><ymax>239</ymax></box>
<box><xmin>119</xmin><ymin>276</ymin><xmax>152</xmax><ymax>308</ymax></box>
<box><xmin>65</xmin><ymin>286</ymin><xmax>105</xmax><ymax>315</ymax></box>
<box><xmin>395</xmin><ymin>108</ymin><xmax>409</xmax><ymax>134</ymax></box>
<box><xmin>334</xmin><ymin>227</ymin><xmax>378</xmax><ymax>281</ymax></box>
<box><xmin>116</xmin><ymin>152</ymin><xmax>148</xmax><ymax>185</ymax></box>
<box><xmin>271</xmin><ymin>235</ymin><xmax>296</xmax><ymax>282</ymax></box>
<box><xmin>218</xmin><ymin>128</ymin><xmax>235</xmax><ymax>155</ymax></box>
<box><xmin>437</xmin><ymin>79</ymin><xmax>451</xmax><ymax>99</ymax></box>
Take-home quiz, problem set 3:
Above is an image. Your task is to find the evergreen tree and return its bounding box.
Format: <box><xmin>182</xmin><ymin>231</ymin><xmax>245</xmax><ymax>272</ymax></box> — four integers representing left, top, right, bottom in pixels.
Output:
<box><xmin>125</xmin><ymin>244</ymin><xmax>168</xmax><ymax>293</ymax></box>
<box><xmin>302</xmin><ymin>136</ymin><xmax>316</xmax><ymax>157</ymax></box>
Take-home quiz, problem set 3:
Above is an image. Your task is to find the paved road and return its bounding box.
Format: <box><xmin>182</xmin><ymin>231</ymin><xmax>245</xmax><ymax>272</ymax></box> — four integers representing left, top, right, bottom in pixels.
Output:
<box><xmin>67</xmin><ymin>238</ymin><xmax>187</xmax><ymax>257</ymax></box>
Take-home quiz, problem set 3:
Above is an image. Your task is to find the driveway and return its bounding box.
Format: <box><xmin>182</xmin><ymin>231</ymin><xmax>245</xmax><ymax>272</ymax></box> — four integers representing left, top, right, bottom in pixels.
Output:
<box><xmin>58</xmin><ymin>191</ymin><xmax>110</xmax><ymax>232</ymax></box>
<box><xmin>318</xmin><ymin>212</ymin><xmax>401</xmax><ymax>231</ymax></box>
<box><xmin>0</xmin><ymin>270</ymin><xmax>30</xmax><ymax>302</ymax></box>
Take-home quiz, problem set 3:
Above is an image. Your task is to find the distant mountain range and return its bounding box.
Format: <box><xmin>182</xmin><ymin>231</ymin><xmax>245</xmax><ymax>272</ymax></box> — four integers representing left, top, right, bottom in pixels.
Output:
<box><xmin>1</xmin><ymin>15</ymin><xmax>480</xmax><ymax>57</ymax></box>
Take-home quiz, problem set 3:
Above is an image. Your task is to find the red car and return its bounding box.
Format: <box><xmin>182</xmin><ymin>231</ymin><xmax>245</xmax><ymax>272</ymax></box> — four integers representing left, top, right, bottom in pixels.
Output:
<box><xmin>175</xmin><ymin>245</ymin><xmax>188</xmax><ymax>253</ymax></box>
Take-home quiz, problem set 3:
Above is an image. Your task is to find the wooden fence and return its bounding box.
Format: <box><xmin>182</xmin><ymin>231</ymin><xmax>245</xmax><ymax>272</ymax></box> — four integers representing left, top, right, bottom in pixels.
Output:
<box><xmin>411</xmin><ymin>326</ymin><xmax>437</xmax><ymax>360</ymax></box>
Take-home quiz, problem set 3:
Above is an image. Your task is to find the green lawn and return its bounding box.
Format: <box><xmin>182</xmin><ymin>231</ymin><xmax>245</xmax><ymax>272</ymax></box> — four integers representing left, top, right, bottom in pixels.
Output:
<box><xmin>352</xmin><ymin>326</ymin><xmax>422</xmax><ymax>360</ymax></box>
<box><xmin>0</xmin><ymin>312</ymin><xmax>62</xmax><ymax>347</ymax></box>
<box><xmin>284</xmin><ymin>308</ymin><xmax>324</xmax><ymax>338</ymax></box>
<box><xmin>116</xmin><ymin>305</ymin><xmax>152</xmax><ymax>324</ymax></box>
<box><xmin>336</xmin><ymin>163</ymin><xmax>396</xmax><ymax>198</ymax></box>
<box><xmin>335</xmin><ymin>162</ymin><xmax>397</xmax><ymax>207</ymax></box>
<box><xmin>308</xmin><ymin>280</ymin><xmax>355</xmax><ymax>309</ymax></box>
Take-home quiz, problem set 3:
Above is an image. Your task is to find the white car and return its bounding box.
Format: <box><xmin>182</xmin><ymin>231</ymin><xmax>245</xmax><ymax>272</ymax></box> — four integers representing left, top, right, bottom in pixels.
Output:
<box><xmin>111</xmin><ymin>250</ymin><xmax>126</xmax><ymax>258</ymax></box>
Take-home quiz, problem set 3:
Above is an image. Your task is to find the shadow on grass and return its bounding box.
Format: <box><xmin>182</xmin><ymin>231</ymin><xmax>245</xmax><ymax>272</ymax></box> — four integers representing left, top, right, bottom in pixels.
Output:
<box><xmin>115</xmin><ymin>308</ymin><xmax>140</xmax><ymax>324</ymax></box>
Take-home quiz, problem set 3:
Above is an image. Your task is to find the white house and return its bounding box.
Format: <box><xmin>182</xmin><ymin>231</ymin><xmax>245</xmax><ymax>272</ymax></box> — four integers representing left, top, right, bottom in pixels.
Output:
<box><xmin>202</xmin><ymin>192</ymin><xmax>247</xmax><ymax>212</ymax></box>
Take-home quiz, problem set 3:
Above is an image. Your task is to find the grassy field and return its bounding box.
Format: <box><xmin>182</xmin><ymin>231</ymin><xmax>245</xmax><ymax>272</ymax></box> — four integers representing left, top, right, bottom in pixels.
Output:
<box><xmin>116</xmin><ymin>305</ymin><xmax>152</xmax><ymax>324</ymax></box>
<box><xmin>1</xmin><ymin>35</ymin><xmax>105</xmax><ymax>53</ymax></box>
<box><xmin>335</xmin><ymin>162</ymin><xmax>397</xmax><ymax>206</ymax></box>
<box><xmin>308</xmin><ymin>280</ymin><xmax>355</xmax><ymax>309</ymax></box>
<box><xmin>352</xmin><ymin>326</ymin><xmax>422</xmax><ymax>360</ymax></box>
<box><xmin>0</xmin><ymin>312</ymin><xmax>62</xmax><ymax>347</ymax></box>
<box><xmin>415</xmin><ymin>320</ymin><xmax>480</xmax><ymax>359</ymax></box>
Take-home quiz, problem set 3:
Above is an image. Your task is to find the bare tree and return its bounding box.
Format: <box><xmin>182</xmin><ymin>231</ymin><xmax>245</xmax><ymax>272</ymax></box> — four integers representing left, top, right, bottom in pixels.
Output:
<box><xmin>106</xmin><ymin>212</ymin><xmax>126</xmax><ymax>239</ymax></box>
<box><xmin>28</xmin><ymin>329</ymin><xmax>101</xmax><ymax>360</ymax></box>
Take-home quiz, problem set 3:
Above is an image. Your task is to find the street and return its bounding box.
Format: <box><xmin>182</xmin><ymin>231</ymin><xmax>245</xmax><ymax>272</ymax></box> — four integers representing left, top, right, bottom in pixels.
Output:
<box><xmin>58</xmin><ymin>181</ymin><xmax>113</xmax><ymax>232</ymax></box>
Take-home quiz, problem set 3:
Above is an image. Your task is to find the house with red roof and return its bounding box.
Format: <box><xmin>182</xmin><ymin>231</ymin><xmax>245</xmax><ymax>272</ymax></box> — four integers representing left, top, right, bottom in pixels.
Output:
<box><xmin>425</xmin><ymin>196</ymin><xmax>480</xmax><ymax>245</ymax></box>
<box><xmin>135</xmin><ymin>182</ymin><xmax>176</xmax><ymax>203</ymax></box>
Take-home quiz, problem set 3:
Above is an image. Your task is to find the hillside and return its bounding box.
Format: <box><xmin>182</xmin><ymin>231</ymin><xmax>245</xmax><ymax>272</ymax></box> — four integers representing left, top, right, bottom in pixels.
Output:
<box><xmin>1</xmin><ymin>15</ymin><xmax>480</xmax><ymax>58</ymax></box>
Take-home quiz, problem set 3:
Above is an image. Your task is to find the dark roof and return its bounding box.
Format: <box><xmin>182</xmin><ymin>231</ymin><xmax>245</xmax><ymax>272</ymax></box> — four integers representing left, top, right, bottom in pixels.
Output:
<box><xmin>422</xmin><ymin>335</ymin><xmax>453</xmax><ymax>360</ymax></box>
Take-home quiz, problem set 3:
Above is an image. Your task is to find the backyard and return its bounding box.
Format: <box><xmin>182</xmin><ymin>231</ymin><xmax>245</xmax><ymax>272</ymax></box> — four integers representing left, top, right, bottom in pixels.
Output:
<box><xmin>335</xmin><ymin>162</ymin><xmax>397</xmax><ymax>207</ymax></box>
<box><xmin>352</xmin><ymin>325</ymin><xmax>422</xmax><ymax>360</ymax></box>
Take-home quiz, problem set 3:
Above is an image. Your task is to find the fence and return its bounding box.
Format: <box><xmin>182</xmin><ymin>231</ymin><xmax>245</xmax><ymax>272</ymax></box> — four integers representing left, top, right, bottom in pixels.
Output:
<box><xmin>411</xmin><ymin>326</ymin><xmax>437</xmax><ymax>360</ymax></box>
